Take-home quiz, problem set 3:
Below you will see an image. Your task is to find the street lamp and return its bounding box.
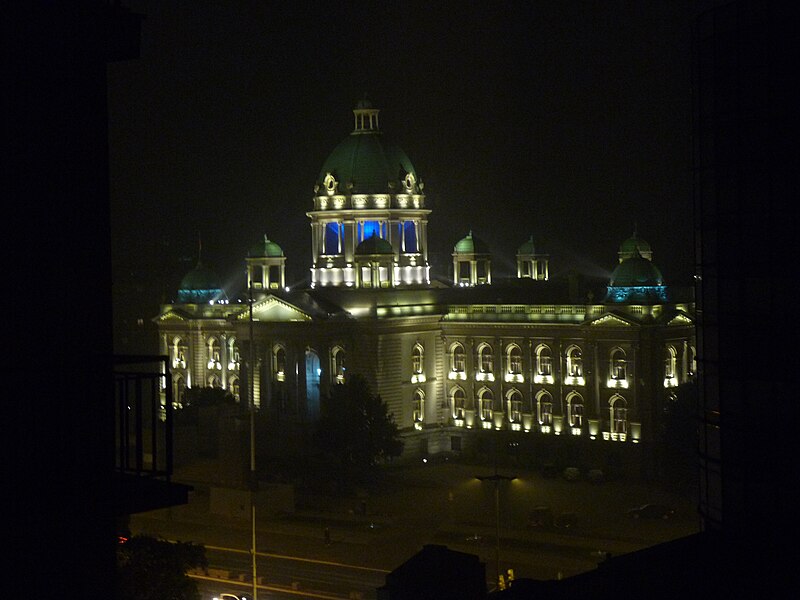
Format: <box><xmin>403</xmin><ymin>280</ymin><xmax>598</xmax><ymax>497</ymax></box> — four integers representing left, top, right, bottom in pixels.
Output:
<box><xmin>476</xmin><ymin>470</ymin><xmax>516</xmax><ymax>590</ymax></box>
<box><xmin>248</xmin><ymin>282</ymin><xmax>258</xmax><ymax>600</ymax></box>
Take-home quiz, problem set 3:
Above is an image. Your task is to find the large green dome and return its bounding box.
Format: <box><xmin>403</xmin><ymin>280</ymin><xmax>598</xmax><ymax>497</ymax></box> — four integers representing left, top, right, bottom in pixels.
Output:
<box><xmin>318</xmin><ymin>134</ymin><xmax>417</xmax><ymax>195</ymax></box>
<box><xmin>316</xmin><ymin>103</ymin><xmax>418</xmax><ymax>195</ymax></box>
<box><xmin>609</xmin><ymin>255</ymin><xmax>664</xmax><ymax>287</ymax></box>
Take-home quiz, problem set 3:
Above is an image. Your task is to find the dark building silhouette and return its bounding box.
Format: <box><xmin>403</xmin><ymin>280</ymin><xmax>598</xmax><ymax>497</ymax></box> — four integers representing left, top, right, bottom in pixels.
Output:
<box><xmin>693</xmin><ymin>0</ymin><xmax>799</xmax><ymax>590</ymax></box>
<box><xmin>494</xmin><ymin>1</ymin><xmax>800</xmax><ymax>596</ymax></box>
<box><xmin>377</xmin><ymin>544</ymin><xmax>487</xmax><ymax>600</ymax></box>
<box><xmin>6</xmin><ymin>3</ymin><xmax>188</xmax><ymax>597</ymax></box>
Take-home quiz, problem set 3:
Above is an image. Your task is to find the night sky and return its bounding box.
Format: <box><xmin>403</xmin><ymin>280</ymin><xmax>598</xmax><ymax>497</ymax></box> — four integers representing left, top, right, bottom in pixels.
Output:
<box><xmin>108</xmin><ymin>1</ymin><xmax>696</xmax><ymax>327</ymax></box>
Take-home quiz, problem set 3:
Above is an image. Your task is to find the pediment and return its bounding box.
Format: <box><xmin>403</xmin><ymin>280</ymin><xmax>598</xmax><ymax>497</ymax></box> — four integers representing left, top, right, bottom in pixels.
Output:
<box><xmin>157</xmin><ymin>310</ymin><xmax>188</xmax><ymax>322</ymax></box>
<box><xmin>235</xmin><ymin>296</ymin><xmax>312</xmax><ymax>322</ymax></box>
<box><xmin>667</xmin><ymin>313</ymin><xmax>694</xmax><ymax>326</ymax></box>
<box><xmin>589</xmin><ymin>313</ymin><xmax>637</xmax><ymax>327</ymax></box>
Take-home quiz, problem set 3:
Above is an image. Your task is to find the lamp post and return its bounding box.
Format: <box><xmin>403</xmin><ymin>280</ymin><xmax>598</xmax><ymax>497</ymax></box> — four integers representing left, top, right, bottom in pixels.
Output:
<box><xmin>476</xmin><ymin>470</ymin><xmax>516</xmax><ymax>589</ymax></box>
<box><xmin>248</xmin><ymin>283</ymin><xmax>258</xmax><ymax>600</ymax></box>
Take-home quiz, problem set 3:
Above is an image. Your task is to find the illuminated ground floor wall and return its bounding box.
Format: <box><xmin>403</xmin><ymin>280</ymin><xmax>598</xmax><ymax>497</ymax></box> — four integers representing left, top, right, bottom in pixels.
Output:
<box><xmin>156</xmin><ymin>295</ymin><xmax>695</xmax><ymax>474</ymax></box>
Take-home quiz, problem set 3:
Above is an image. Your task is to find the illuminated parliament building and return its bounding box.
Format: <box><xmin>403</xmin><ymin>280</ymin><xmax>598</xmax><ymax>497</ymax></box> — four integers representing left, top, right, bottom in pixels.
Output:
<box><xmin>155</xmin><ymin>101</ymin><xmax>695</xmax><ymax>463</ymax></box>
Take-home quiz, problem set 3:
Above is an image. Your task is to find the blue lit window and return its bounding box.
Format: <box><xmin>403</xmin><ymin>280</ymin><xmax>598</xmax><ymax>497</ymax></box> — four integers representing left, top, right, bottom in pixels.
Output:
<box><xmin>358</xmin><ymin>220</ymin><xmax>383</xmax><ymax>241</ymax></box>
<box><xmin>325</xmin><ymin>223</ymin><xmax>343</xmax><ymax>254</ymax></box>
<box><xmin>403</xmin><ymin>221</ymin><xmax>417</xmax><ymax>253</ymax></box>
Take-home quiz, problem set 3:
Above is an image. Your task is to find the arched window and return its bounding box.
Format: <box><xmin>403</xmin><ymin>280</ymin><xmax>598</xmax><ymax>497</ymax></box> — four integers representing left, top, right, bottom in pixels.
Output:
<box><xmin>566</xmin><ymin>345</ymin><xmax>583</xmax><ymax>378</ymax></box>
<box><xmin>412</xmin><ymin>344</ymin><xmax>424</xmax><ymax>374</ymax></box>
<box><xmin>332</xmin><ymin>346</ymin><xmax>346</xmax><ymax>384</ymax></box>
<box><xmin>567</xmin><ymin>392</ymin><xmax>584</xmax><ymax>430</ymax></box>
<box><xmin>412</xmin><ymin>389</ymin><xmax>424</xmax><ymax>425</ymax></box>
<box><xmin>228</xmin><ymin>376</ymin><xmax>240</xmax><ymax>401</ymax></box>
<box><xmin>173</xmin><ymin>374</ymin><xmax>186</xmax><ymax>408</ymax></box>
<box><xmin>664</xmin><ymin>345</ymin><xmax>677</xmax><ymax>387</ymax></box>
<box><xmin>207</xmin><ymin>374</ymin><xmax>221</xmax><ymax>388</ymax></box>
<box><xmin>479</xmin><ymin>388</ymin><xmax>494</xmax><ymax>422</ymax></box>
<box><xmin>610</xmin><ymin>348</ymin><xmax>627</xmax><ymax>381</ymax></box>
<box><xmin>508</xmin><ymin>345</ymin><xmax>523</xmax><ymax>374</ymax></box>
<box><xmin>665</xmin><ymin>346</ymin><xmax>676</xmax><ymax>378</ymax></box>
<box><xmin>536</xmin><ymin>390</ymin><xmax>553</xmax><ymax>429</ymax></box>
<box><xmin>479</xmin><ymin>343</ymin><xmax>493</xmax><ymax>373</ymax></box>
<box><xmin>451</xmin><ymin>387</ymin><xmax>466</xmax><ymax>421</ymax></box>
<box><xmin>688</xmin><ymin>345</ymin><xmax>697</xmax><ymax>378</ymax></box>
<box><xmin>227</xmin><ymin>337</ymin><xmax>240</xmax><ymax>371</ymax></box>
<box><xmin>411</xmin><ymin>344</ymin><xmax>426</xmax><ymax>383</ymax></box>
<box><xmin>207</xmin><ymin>337</ymin><xmax>221</xmax><ymax>370</ymax></box>
<box><xmin>535</xmin><ymin>345</ymin><xmax>553</xmax><ymax>383</ymax></box>
<box><xmin>274</xmin><ymin>345</ymin><xmax>287</xmax><ymax>382</ymax></box>
<box><xmin>507</xmin><ymin>389</ymin><xmax>523</xmax><ymax>423</ymax></box>
<box><xmin>172</xmin><ymin>337</ymin><xmax>187</xmax><ymax>369</ymax></box>
<box><xmin>610</xmin><ymin>395</ymin><xmax>627</xmax><ymax>435</ymax></box>
<box><xmin>449</xmin><ymin>343</ymin><xmax>466</xmax><ymax>379</ymax></box>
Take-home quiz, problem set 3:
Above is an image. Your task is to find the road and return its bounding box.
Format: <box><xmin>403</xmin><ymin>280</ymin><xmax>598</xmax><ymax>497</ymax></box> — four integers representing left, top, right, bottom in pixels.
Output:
<box><xmin>130</xmin><ymin>461</ymin><xmax>699</xmax><ymax>595</ymax></box>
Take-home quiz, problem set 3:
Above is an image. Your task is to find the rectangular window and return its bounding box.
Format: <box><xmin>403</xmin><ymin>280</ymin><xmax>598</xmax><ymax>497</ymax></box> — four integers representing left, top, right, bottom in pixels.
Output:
<box><xmin>251</xmin><ymin>266</ymin><xmax>263</xmax><ymax>288</ymax></box>
<box><xmin>269</xmin><ymin>265</ymin><xmax>280</xmax><ymax>287</ymax></box>
<box><xmin>325</xmin><ymin>223</ymin><xmax>342</xmax><ymax>254</ymax></box>
<box><xmin>403</xmin><ymin>221</ymin><xmax>417</xmax><ymax>252</ymax></box>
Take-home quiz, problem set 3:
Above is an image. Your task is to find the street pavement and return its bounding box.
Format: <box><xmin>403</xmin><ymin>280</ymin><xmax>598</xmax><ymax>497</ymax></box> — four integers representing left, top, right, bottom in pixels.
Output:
<box><xmin>131</xmin><ymin>459</ymin><xmax>699</xmax><ymax>584</ymax></box>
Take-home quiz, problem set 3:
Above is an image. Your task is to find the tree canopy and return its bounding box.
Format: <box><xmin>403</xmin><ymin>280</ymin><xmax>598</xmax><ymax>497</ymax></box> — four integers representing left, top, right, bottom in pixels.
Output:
<box><xmin>314</xmin><ymin>374</ymin><xmax>404</xmax><ymax>471</ymax></box>
<box><xmin>117</xmin><ymin>534</ymin><xmax>207</xmax><ymax>600</ymax></box>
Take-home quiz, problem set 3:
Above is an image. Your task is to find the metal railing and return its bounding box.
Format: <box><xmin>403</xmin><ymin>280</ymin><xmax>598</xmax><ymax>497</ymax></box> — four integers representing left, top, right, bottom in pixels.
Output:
<box><xmin>114</xmin><ymin>355</ymin><xmax>173</xmax><ymax>481</ymax></box>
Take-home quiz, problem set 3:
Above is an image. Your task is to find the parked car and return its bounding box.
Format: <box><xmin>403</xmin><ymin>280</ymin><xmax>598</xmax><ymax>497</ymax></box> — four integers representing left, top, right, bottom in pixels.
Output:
<box><xmin>627</xmin><ymin>504</ymin><xmax>675</xmax><ymax>519</ymax></box>
<box><xmin>213</xmin><ymin>594</ymin><xmax>249</xmax><ymax>600</ymax></box>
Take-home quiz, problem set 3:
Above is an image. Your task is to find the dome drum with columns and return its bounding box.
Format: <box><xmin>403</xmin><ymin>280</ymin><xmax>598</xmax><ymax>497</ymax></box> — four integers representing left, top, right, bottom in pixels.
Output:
<box><xmin>155</xmin><ymin>102</ymin><xmax>694</xmax><ymax>475</ymax></box>
<box><xmin>308</xmin><ymin>100</ymin><xmax>430</xmax><ymax>288</ymax></box>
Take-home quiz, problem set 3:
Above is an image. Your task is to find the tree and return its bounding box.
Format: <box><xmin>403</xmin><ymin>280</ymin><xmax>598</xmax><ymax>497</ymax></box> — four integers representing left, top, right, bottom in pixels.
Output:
<box><xmin>177</xmin><ymin>386</ymin><xmax>236</xmax><ymax>424</ymax></box>
<box><xmin>314</xmin><ymin>374</ymin><xmax>404</xmax><ymax>472</ymax></box>
<box><xmin>117</xmin><ymin>534</ymin><xmax>207</xmax><ymax>600</ymax></box>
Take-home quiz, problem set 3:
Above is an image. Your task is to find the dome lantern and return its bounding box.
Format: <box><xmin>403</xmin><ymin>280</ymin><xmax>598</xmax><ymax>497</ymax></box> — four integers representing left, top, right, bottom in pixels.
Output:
<box><xmin>353</xmin><ymin>97</ymin><xmax>380</xmax><ymax>133</ymax></box>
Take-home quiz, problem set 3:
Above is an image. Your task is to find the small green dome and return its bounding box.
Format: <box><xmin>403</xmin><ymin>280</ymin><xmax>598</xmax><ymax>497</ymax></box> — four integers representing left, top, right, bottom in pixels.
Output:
<box><xmin>248</xmin><ymin>235</ymin><xmax>283</xmax><ymax>258</ymax></box>
<box><xmin>177</xmin><ymin>262</ymin><xmax>226</xmax><ymax>303</ymax></box>
<box><xmin>355</xmin><ymin>234</ymin><xmax>393</xmax><ymax>255</ymax></box>
<box><xmin>517</xmin><ymin>236</ymin><xmax>536</xmax><ymax>255</ymax></box>
<box><xmin>609</xmin><ymin>255</ymin><xmax>664</xmax><ymax>287</ymax></box>
<box><xmin>454</xmin><ymin>231</ymin><xmax>489</xmax><ymax>254</ymax></box>
<box><xmin>619</xmin><ymin>233</ymin><xmax>652</xmax><ymax>256</ymax></box>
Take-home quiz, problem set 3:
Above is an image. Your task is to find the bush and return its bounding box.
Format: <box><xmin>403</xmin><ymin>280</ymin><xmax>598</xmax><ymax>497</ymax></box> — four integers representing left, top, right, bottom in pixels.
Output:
<box><xmin>563</xmin><ymin>467</ymin><xmax>580</xmax><ymax>481</ymax></box>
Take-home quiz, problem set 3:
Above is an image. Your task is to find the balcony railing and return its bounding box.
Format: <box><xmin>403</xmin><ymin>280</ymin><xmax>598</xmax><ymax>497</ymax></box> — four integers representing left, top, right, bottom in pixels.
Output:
<box><xmin>114</xmin><ymin>355</ymin><xmax>173</xmax><ymax>480</ymax></box>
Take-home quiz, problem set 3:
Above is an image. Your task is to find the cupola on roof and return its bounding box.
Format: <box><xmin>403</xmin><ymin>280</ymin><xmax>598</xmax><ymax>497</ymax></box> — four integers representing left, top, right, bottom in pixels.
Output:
<box><xmin>316</xmin><ymin>100</ymin><xmax>419</xmax><ymax>195</ymax></box>
<box><xmin>619</xmin><ymin>228</ymin><xmax>653</xmax><ymax>262</ymax></box>
<box><xmin>454</xmin><ymin>231</ymin><xmax>490</xmax><ymax>255</ymax></box>
<box><xmin>248</xmin><ymin>234</ymin><xmax>284</xmax><ymax>258</ymax></box>
<box><xmin>517</xmin><ymin>236</ymin><xmax>537</xmax><ymax>255</ymax></box>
